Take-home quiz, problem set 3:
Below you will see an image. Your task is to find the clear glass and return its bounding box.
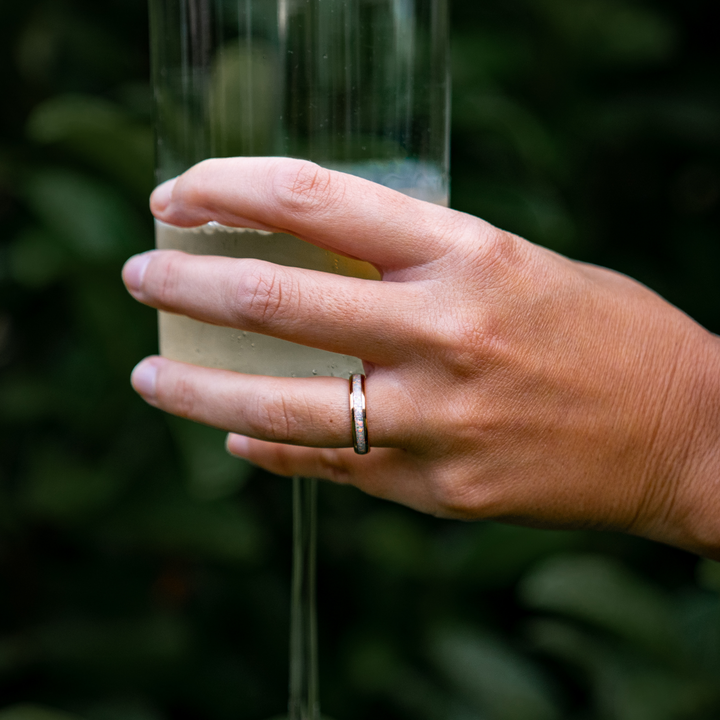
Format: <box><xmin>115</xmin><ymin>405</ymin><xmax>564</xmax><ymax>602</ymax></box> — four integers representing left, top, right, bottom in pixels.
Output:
<box><xmin>150</xmin><ymin>0</ymin><xmax>450</xmax><ymax>378</ymax></box>
<box><xmin>149</xmin><ymin>1</ymin><xmax>449</xmax><ymax>717</ymax></box>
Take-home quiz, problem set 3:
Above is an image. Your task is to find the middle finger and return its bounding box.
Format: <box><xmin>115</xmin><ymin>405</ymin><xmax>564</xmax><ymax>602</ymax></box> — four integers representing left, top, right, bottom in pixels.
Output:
<box><xmin>123</xmin><ymin>250</ymin><xmax>426</xmax><ymax>364</ymax></box>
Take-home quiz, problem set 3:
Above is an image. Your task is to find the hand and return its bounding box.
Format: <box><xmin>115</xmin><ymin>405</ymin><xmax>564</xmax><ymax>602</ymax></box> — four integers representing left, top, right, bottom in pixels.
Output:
<box><xmin>122</xmin><ymin>158</ymin><xmax>720</xmax><ymax>558</ymax></box>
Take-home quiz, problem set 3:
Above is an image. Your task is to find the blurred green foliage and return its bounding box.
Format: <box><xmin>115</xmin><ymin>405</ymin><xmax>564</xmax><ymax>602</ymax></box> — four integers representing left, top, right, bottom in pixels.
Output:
<box><xmin>1</xmin><ymin>0</ymin><xmax>719</xmax><ymax>719</ymax></box>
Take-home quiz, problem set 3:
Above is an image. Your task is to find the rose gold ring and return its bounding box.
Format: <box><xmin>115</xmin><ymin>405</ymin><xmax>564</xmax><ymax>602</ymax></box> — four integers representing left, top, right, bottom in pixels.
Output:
<box><xmin>349</xmin><ymin>374</ymin><xmax>369</xmax><ymax>455</ymax></box>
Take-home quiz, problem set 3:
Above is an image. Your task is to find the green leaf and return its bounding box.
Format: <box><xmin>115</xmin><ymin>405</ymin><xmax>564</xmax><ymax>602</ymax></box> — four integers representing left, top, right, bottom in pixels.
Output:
<box><xmin>27</xmin><ymin>95</ymin><xmax>153</xmax><ymax>196</ymax></box>
<box><xmin>519</xmin><ymin>554</ymin><xmax>680</xmax><ymax>657</ymax></box>
<box><xmin>527</xmin><ymin>619</ymin><xmax>716</xmax><ymax>720</ymax></box>
<box><xmin>23</xmin><ymin>169</ymin><xmax>146</xmax><ymax>262</ymax></box>
<box><xmin>0</xmin><ymin>707</ymin><xmax>83</xmax><ymax>720</ymax></box>
<box><xmin>431</xmin><ymin>627</ymin><xmax>560</xmax><ymax>720</ymax></box>
<box><xmin>537</xmin><ymin>0</ymin><xmax>676</xmax><ymax>66</ymax></box>
<box><xmin>527</xmin><ymin>617</ymin><xmax>608</xmax><ymax>671</ymax></box>
<box><xmin>435</xmin><ymin>523</ymin><xmax>583</xmax><ymax>588</ymax></box>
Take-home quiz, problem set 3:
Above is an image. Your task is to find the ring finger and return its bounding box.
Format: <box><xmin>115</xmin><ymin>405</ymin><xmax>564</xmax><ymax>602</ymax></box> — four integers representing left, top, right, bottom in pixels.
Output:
<box><xmin>131</xmin><ymin>356</ymin><xmax>408</xmax><ymax>448</ymax></box>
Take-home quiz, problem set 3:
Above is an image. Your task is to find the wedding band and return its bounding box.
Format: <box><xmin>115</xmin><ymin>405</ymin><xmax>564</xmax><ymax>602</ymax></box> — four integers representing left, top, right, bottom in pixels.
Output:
<box><xmin>349</xmin><ymin>374</ymin><xmax>369</xmax><ymax>455</ymax></box>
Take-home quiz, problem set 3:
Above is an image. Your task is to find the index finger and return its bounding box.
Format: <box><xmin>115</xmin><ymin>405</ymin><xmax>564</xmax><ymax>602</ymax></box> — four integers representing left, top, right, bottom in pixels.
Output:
<box><xmin>150</xmin><ymin>157</ymin><xmax>467</xmax><ymax>270</ymax></box>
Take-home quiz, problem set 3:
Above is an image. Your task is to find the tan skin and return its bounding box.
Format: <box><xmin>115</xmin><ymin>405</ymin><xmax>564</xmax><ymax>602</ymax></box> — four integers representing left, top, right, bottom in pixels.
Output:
<box><xmin>122</xmin><ymin>157</ymin><xmax>720</xmax><ymax>559</ymax></box>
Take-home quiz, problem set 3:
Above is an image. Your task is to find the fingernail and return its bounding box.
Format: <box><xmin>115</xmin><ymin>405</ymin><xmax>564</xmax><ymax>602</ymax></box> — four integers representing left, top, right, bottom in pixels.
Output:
<box><xmin>123</xmin><ymin>252</ymin><xmax>152</xmax><ymax>294</ymax></box>
<box><xmin>151</xmin><ymin>177</ymin><xmax>178</xmax><ymax>214</ymax></box>
<box><xmin>227</xmin><ymin>434</ymin><xmax>250</xmax><ymax>457</ymax></box>
<box><xmin>131</xmin><ymin>358</ymin><xmax>160</xmax><ymax>404</ymax></box>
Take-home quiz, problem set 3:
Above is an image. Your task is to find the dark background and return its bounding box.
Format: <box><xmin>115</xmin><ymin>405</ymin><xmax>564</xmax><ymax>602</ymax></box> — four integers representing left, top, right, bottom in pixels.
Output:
<box><xmin>1</xmin><ymin>1</ymin><xmax>720</xmax><ymax>719</ymax></box>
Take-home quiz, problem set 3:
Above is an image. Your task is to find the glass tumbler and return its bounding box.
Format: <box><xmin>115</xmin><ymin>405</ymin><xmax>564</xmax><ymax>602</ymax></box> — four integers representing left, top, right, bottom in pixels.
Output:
<box><xmin>148</xmin><ymin>1</ymin><xmax>449</xmax><ymax>718</ymax></box>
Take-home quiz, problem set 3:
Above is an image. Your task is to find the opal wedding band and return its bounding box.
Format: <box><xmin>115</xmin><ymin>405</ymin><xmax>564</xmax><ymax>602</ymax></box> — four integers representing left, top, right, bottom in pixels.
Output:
<box><xmin>349</xmin><ymin>374</ymin><xmax>369</xmax><ymax>455</ymax></box>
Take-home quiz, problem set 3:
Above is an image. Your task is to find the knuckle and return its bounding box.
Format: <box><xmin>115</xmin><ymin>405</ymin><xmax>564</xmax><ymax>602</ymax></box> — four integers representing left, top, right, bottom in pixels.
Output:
<box><xmin>248</xmin><ymin>389</ymin><xmax>296</xmax><ymax>443</ymax></box>
<box><xmin>272</xmin><ymin>450</ymin><xmax>302</xmax><ymax>478</ymax></box>
<box><xmin>477</xmin><ymin>227</ymin><xmax>524</xmax><ymax>273</ymax></box>
<box><xmin>390</xmin><ymin>286</ymin><xmax>463</xmax><ymax>364</ymax></box>
<box><xmin>415</xmin><ymin>235</ymin><xmax>524</xmax><ymax>377</ymax></box>
<box><xmin>414</xmin><ymin>301</ymin><xmax>496</xmax><ymax>379</ymax></box>
<box><xmin>431</xmin><ymin>208</ymin><xmax>478</xmax><ymax>248</ymax></box>
<box><xmin>235</xmin><ymin>261</ymin><xmax>296</xmax><ymax>328</ymax></box>
<box><xmin>450</xmin><ymin>223</ymin><xmax>526</xmax><ymax>286</ymax></box>
<box><xmin>428</xmin><ymin>467</ymin><xmax>466</xmax><ymax>516</ymax></box>
<box><xmin>272</xmin><ymin>159</ymin><xmax>342</xmax><ymax>216</ymax></box>
<box><xmin>168</xmin><ymin>373</ymin><xmax>201</xmax><ymax>419</ymax></box>
<box><xmin>179</xmin><ymin>158</ymin><xmax>220</xmax><ymax>206</ymax></box>
<box><xmin>154</xmin><ymin>251</ymin><xmax>185</xmax><ymax>308</ymax></box>
<box><xmin>429</xmin><ymin>467</ymin><xmax>489</xmax><ymax>521</ymax></box>
<box><xmin>450</xmin><ymin>313</ymin><xmax>505</xmax><ymax>377</ymax></box>
<box><xmin>317</xmin><ymin>449</ymin><xmax>354</xmax><ymax>485</ymax></box>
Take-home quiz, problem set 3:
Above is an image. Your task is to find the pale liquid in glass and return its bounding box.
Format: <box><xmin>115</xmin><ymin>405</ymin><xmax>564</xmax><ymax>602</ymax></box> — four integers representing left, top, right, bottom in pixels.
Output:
<box><xmin>156</xmin><ymin>168</ymin><xmax>447</xmax><ymax>378</ymax></box>
<box><xmin>156</xmin><ymin>221</ymin><xmax>380</xmax><ymax>378</ymax></box>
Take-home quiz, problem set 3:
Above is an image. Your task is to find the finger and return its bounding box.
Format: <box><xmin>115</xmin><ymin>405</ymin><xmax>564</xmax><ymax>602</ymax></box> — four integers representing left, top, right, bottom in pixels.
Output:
<box><xmin>226</xmin><ymin>434</ymin><xmax>440</xmax><ymax>516</ymax></box>
<box><xmin>131</xmin><ymin>356</ymin><xmax>405</xmax><ymax>448</ymax></box>
<box><xmin>123</xmin><ymin>250</ymin><xmax>427</xmax><ymax>364</ymax></box>
<box><xmin>150</xmin><ymin>157</ymin><xmax>469</xmax><ymax>270</ymax></box>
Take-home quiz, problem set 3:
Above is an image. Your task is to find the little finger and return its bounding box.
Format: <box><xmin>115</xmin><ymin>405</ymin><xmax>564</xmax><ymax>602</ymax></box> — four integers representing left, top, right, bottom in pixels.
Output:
<box><xmin>226</xmin><ymin>435</ymin><xmax>441</xmax><ymax>515</ymax></box>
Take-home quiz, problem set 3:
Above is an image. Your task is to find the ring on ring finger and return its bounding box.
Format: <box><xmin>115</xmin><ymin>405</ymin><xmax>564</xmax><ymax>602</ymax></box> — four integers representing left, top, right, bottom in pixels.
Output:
<box><xmin>349</xmin><ymin>374</ymin><xmax>369</xmax><ymax>455</ymax></box>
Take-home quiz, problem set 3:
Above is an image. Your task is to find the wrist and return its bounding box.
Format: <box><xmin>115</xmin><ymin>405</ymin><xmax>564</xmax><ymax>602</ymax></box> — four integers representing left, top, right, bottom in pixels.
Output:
<box><xmin>649</xmin><ymin>328</ymin><xmax>720</xmax><ymax>558</ymax></box>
